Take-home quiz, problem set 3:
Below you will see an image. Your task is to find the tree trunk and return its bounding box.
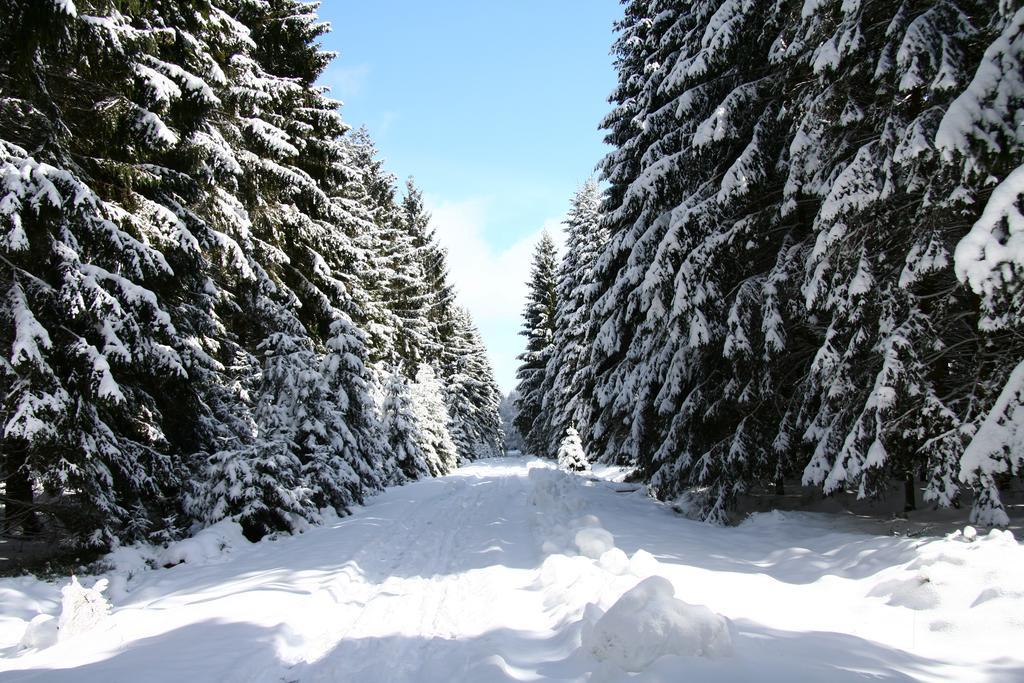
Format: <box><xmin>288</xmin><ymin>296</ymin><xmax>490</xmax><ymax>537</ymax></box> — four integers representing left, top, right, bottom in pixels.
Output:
<box><xmin>2</xmin><ymin>446</ymin><xmax>39</xmax><ymax>535</ymax></box>
<box><xmin>903</xmin><ymin>474</ymin><xmax>916</xmax><ymax>513</ymax></box>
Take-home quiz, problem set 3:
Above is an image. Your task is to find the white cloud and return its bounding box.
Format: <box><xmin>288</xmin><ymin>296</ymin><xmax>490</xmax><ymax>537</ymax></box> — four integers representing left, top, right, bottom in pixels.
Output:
<box><xmin>322</xmin><ymin>63</ymin><xmax>371</xmax><ymax>100</ymax></box>
<box><xmin>427</xmin><ymin>196</ymin><xmax>565</xmax><ymax>392</ymax></box>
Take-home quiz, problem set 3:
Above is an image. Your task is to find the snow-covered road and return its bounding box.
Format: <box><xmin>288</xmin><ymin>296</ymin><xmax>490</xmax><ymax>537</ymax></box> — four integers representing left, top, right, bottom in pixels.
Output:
<box><xmin>1</xmin><ymin>457</ymin><xmax>1022</xmax><ymax>682</ymax></box>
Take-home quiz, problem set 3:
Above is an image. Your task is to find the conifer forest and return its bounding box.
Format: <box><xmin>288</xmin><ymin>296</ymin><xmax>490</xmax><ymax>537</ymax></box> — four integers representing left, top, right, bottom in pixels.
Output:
<box><xmin>515</xmin><ymin>0</ymin><xmax>1024</xmax><ymax>528</ymax></box>
<box><xmin>0</xmin><ymin>0</ymin><xmax>504</xmax><ymax>547</ymax></box>
<box><xmin>1</xmin><ymin>2</ymin><xmax>1022</xmax><ymax>681</ymax></box>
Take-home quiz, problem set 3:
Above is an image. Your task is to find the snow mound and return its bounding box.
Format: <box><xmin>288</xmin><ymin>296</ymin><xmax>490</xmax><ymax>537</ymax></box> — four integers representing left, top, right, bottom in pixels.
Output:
<box><xmin>19</xmin><ymin>614</ymin><xmax>57</xmax><ymax>650</ymax></box>
<box><xmin>628</xmin><ymin>549</ymin><xmax>661</xmax><ymax>578</ymax></box>
<box><xmin>972</xmin><ymin>586</ymin><xmax>1024</xmax><ymax>607</ymax></box>
<box><xmin>583</xmin><ymin>576</ymin><xmax>733</xmax><ymax>671</ymax></box>
<box><xmin>575</xmin><ymin>527</ymin><xmax>615</xmax><ymax>559</ymax></box>
<box><xmin>158</xmin><ymin>519</ymin><xmax>249</xmax><ymax>567</ymax></box>
<box><xmin>599</xmin><ymin>548</ymin><xmax>630</xmax><ymax>575</ymax></box>
<box><xmin>869</xmin><ymin>574</ymin><xmax>942</xmax><ymax>610</ymax></box>
<box><xmin>58</xmin><ymin>577</ymin><xmax>111</xmax><ymax>641</ymax></box>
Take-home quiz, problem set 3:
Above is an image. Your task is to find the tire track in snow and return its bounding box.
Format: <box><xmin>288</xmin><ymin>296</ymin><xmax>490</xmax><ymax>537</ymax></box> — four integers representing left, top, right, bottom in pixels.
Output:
<box><xmin>292</xmin><ymin>475</ymin><xmax>493</xmax><ymax>681</ymax></box>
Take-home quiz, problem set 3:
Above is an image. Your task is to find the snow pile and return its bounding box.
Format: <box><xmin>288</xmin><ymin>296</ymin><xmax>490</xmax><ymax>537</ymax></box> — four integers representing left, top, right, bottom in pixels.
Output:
<box><xmin>575</xmin><ymin>526</ymin><xmax>615</xmax><ymax>559</ymax></box>
<box><xmin>583</xmin><ymin>576</ymin><xmax>733</xmax><ymax>671</ymax></box>
<box><xmin>158</xmin><ymin>519</ymin><xmax>249</xmax><ymax>567</ymax></box>
<box><xmin>865</xmin><ymin>526</ymin><xmax>1024</xmax><ymax>637</ymax></box>
<box><xmin>18</xmin><ymin>615</ymin><xmax>57</xmax><ymax>651</ymax></box>
<box><xmin>598</xmin><ymin>547</ymin><xmax>630</xmax><ymax>575</ymax></box>
<box><xmin>526</xmin><ymin>461</ymin><xmax>733</xmax><ymax>675</ymax></box>
<box><xmin>527</xmin><ymin>466</ymin><xmax>588</xmax><ymax>554</ymax></box>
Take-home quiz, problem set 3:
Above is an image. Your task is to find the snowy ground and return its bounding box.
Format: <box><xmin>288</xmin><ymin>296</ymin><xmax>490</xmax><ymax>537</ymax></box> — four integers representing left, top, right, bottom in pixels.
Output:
<box><xmin>1</xmin><ymin>457</ymin><xmax>1022</xmax><ymax>682</ymax></box>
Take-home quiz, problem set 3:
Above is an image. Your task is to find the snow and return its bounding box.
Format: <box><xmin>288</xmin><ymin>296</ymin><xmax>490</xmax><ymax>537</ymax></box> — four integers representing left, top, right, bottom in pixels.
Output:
<box><xmin>157</xmin><ymin>520</ymin><xmax>249</xmax><ymax>568</ymax></box>
<box><xmin>1</xmin><ymin>457</ymin><xmax>1022</xmax><ymax>682</ymax></box>
<box><xmin>954</xmin><ymin>165</ymin><xmax>1024</xmax><ymax>298</ymax></box>
<box><xmin>575</xmin><ymin>527</ymin><xmax>615</xmax><ymax>559</ymax></box>
<box><xmin>52</xmin><ymin>0</ymin><xmax>76</xmax><ymax>16</ymax></box>
<box><xmin>18</xmin><ymin>615</ymin><xmax>57</xmax><ymax>651</ymax></box>
<box><xmin>57</xmin><ymin>578</ymin><xmax>111</xmax><ymax>641</ymax></box>
<box><xmin>583</xmin><ymin>576</ymin><xmax>733</xmax><ymax>671</ymax></box>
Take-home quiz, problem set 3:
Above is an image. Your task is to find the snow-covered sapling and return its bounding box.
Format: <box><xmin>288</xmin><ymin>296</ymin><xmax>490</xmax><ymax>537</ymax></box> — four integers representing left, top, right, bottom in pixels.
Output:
<box><xmin>557</xmin><ymin>428</ymin><xmax>590</xmax><ymax>472</ymax></box>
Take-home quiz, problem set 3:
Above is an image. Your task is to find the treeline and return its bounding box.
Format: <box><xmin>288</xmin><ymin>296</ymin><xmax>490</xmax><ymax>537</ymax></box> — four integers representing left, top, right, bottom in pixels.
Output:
<box><xmin>0</xmin><ymin>0</ymin><xmax>503</xmax><ymax>546</ymax></box>
<box><xmin>517</xmin><ymin>0</ymin><xmax>1023</xmax><ymax>526</ymax></box>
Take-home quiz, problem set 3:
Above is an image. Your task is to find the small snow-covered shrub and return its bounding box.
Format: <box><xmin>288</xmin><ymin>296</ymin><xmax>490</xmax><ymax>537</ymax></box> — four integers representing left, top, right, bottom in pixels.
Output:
<box><xmin>584</xmin><ymin>576</ymin><xmax>733</xmax><ymax>671</ymax></box>
<box><xmin>557</xmin><ymin>428</ymin><xmax>590</xmax><ymax>472</ymax></box>
<box><xmin>58</xmin><ymin>577</ymin><xmax>111</xmax><ymax>641</ymax></box>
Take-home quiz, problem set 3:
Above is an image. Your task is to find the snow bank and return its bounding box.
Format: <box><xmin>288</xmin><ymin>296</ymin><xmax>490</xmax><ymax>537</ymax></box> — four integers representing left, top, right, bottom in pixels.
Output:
<box><xmin>158</xmin><ymin>519</ymin><xmax>249</xmax><ymax>567</ymax></box>
<box><xmin>18</xmin><ymin>615</ymin><xmax>57</xmax><ymax>650</ymax></box>
<box><xmin>583</xmin><ymin>576</ymin><xmax>734</xmax><ymax>671</ymax></box>
<box><xmin>525</xmin><ymin>458</ymin><xmax>733</xmax><ymax>674</ymax></box>
<box><xmin>864</xmin><ymin>526</ymin><xmax>1024</xmax><ymax>638</ymax></box>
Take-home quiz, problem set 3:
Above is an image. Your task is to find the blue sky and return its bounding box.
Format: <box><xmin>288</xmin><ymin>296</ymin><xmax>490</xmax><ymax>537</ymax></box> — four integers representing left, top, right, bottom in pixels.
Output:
<box><xmin>318</xmin><ymin>1</ymin><xmax>622</xmax><ymax>392</ymax></box>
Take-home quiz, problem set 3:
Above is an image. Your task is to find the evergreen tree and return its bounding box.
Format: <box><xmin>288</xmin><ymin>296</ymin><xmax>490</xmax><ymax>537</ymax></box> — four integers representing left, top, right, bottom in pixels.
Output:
<box><xmin>513</xmin><ymin>231</ymin><xmax>559</xmax><ymax>456</ymax></box>
<box><xmin>557</xmin><ymin>428</ymin><xmax>590</xmax><ymax>473</ymax></box>
<box><xmin>410</xmin><ymin>364</ymin><xmax>458</xmax><ymax>476</ymax></box>
<box><xmin>939</xmin><ymin>2</ymin><xmax>1024</xmax><ymax>525</ymax></box>
<box><xmin>379</xmin><ymin>367</ymin><xmax>429</xmax><ymax>483</ymax></box>
<box><xmin>499</xmin><ymin>390</ymin><xmax>524</xmax><ymax>453</ymax></box>
<box><xmin>183</xmin><ymin>0</ymin><xmax>390</xmax><ymax>538</ymax></box>
<box><xmin>402</xmin><ymin>179</ymin><xmax>460</xmax><ymax>368</ymax></box>
<box><xmin>0</xmin><ymin>0</ymin><xmax>505</xmax><ymax>546</ymax></box>
<box><xmin>538</xmin><ymin>179</ymin><xmax>607</xmax><ymax>459</ymax></box>
<box><xmin>444</xmin><ymin>308</ymin><xmax>505</xmax><ymax>461</ymax></box>
<box><xmin>0</xmin><ymin>0</ymin><xmax>224</xmax><ymax>544</ymax></box>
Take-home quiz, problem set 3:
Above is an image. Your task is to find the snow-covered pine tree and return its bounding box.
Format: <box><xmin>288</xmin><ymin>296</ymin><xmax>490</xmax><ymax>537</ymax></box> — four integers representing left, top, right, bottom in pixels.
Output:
<box><xmin>588</xmin><ymin>0</ymin><xmax>802</xmax><ymax>520</ymax></box>
<box><xmin>444</xmin><ymin>308</ymin><xmax>505</xmax><ymax>462</ymax></box>
<box><xmin>557</xmin><ymin>428</ymin><xmax>590</xmax><ymax>473</ymax></box>
<box><xmin>513</xmin><ymin>231</ymin><xmax>559</xmax><ymax>456</ymax></box>
<box><xmin>499</xmin><ymin>390</ymin><xmax>524</xmax><ymax>453</ymax></box>
<box><xmin>379</xmin><ymin>366</ymin><xmax>429</xmax><ymax>483</ymax></box>
<box><xmin>385</xmin><ymin>184</ymin><xmax>435</xmax><ymax>373</ymax></box>
<box><xmin>401</xmin><ymin>179</ymin><xmax>460</xmax><ymax>367</ymax></box>
<box><xmin>938</xmin><ymin>1</ymin><xmax>1024</xmax><ymax>525</ymax></box>
<box><xmin>0</xmin><ymin>0</ymin><xmax>231</xmax><ymax>544</ymax></box>
<box><xmin>585</xmin><ymin>1</ymin><xmax>679</xmax><ymax>470</ymax></box>
<box><xmin>184</xmin><ymin>0</ymin><xmax>396</xmax><ymax>538</ymax></box>
<box><xmin>790</xmin><ymin>0</ymin><xmax>1004</xmax><ymax>517</ymax></box>
<box><xmin>334</xmin><ymin>129</ymin><xmax>404</xmax><ymax>363</ymax></box>
<box><xmin>410</xmin><ymin>364</ymin><xmax>459</xmax><ymax>476</ymax></box>
<box><xmin>0</xmin><ymin>0</ymin><xmax>500</xmax><ymax>546</ymax></box>
<box><xmin>537</xmin><ymin>179</ymin><xmax>607</xmax><ymax>459</ymax></box>
<box><xmin>338</xmin><ymin>132</ymin><xmax>436</xmax><ymax>377</ymax></box>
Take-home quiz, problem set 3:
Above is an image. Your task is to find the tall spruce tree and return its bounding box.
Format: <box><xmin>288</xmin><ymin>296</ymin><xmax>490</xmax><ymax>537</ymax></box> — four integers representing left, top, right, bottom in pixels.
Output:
<box><xmin>940</xmin><ymin>1</ymin><xmax>1024</xmax><ymax>525</ymax></box>
<box><xmin>532</xmin><ymin>180</ymin><xmax>607</xmax><ymax>463</ymax></box>
<box><xmin>513</xmin><ymin>231</ymin><xmax>559</xmax><ymax>456</ymax></box>
<box><xmin>445</xmin><ymin>307</ymin><xmax>505</xmax><ymax>461</ymax></box>
<box><xmin>410</xmin><ymin>364</ymin><xmax>458</xmax><ymax>476</ymax></box>
<box><xmin>0</xmin><ymin>0</ymin><xmax>228</xmax><ymax>544</ymax></box>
